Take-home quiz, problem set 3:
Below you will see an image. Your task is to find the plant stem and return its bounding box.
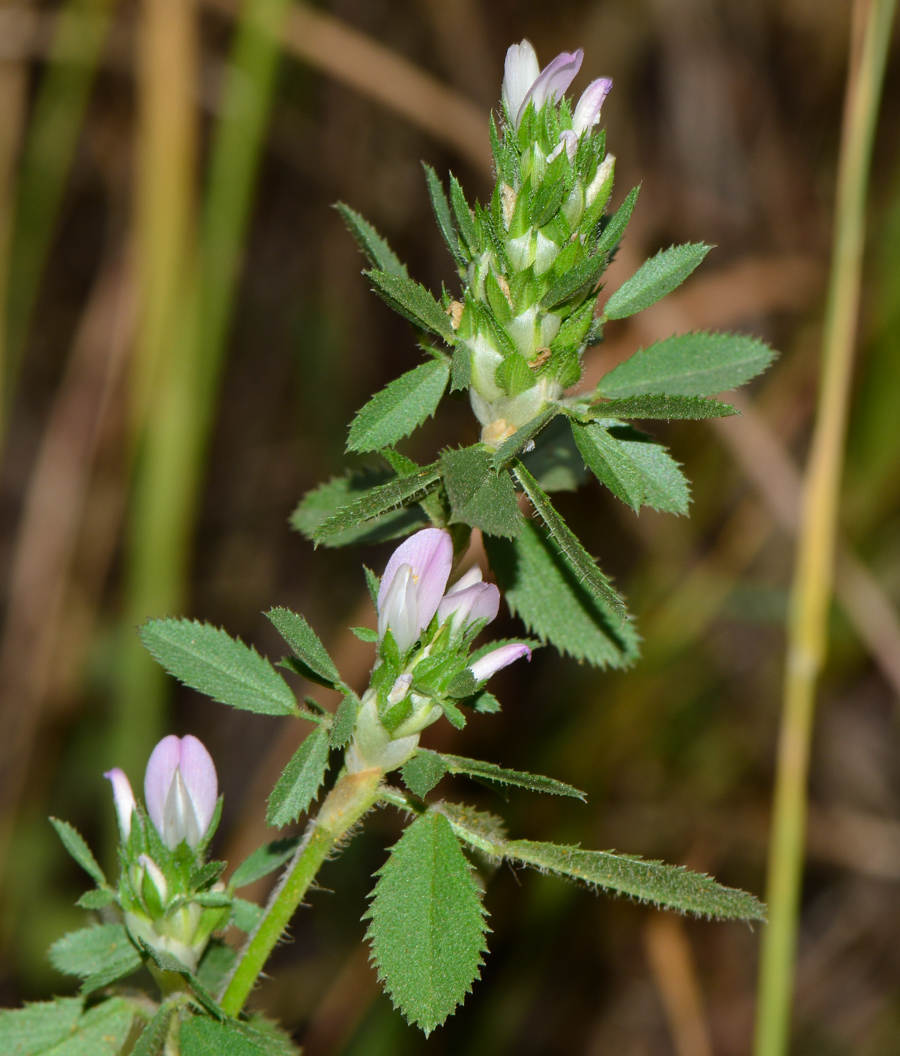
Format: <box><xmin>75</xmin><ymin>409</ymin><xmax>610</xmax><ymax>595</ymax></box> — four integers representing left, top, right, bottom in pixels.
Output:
<box><xmin>753</xmin><ymin>1</ymin><xmax>896</xmax><ymax>1053</ymax></box>
<box><xmin>220</xmin><ymin>768</ymin><xmax>383</xmax><ymax>1016</ymax></box>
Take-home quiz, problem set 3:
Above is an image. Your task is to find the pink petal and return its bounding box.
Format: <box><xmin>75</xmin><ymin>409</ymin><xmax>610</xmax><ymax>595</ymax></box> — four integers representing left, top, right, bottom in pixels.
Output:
<box><xmin>438</xmin><ymin>582</ymin><xmax>500</xmax><ymax>630</ymax></box>
<box><xmin>177</xmin><ymin>735</ymin><xmax>218</xmax><ymax>838</ymax></box>
<box><xmin>521</xmin><ymin>49</ymin><xmax>583</xmax><ymax>124</ymax></box>
<box><xmin>144</xmin><ymin>735</ymin><xmax>181</xmax><ymax>836</ymax></box>
<box><xmin>469</xmin><ymin>642</ymin><xmax>532</xmax><ymax>682</ymax></box>
<box><xmin>378</xmin><ymin>529</ymin><xmax>453</xmax><ymax>638</ymax></box>
<box><xmin>572</xmin><ymin>77</ymin><xmax>612</xmax><ymax>136</ymax></box>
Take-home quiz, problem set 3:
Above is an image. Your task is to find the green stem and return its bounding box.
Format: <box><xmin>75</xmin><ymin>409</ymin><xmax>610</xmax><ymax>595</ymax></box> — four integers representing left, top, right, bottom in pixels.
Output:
<box><xmin>220</xmin><ymin>768</ymin><xmax>383</xmax><ymax>1016</ymax></box>
<box><xmin>753</xmin><ymin>1</ymin><xmax>896</xmax><ymax>1053</ymax></box>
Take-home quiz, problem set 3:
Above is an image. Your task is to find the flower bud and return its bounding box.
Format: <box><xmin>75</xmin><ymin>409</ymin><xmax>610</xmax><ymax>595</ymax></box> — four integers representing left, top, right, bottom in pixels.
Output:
<box><xmin>377</xmin><ymin>529</ymin><xmax>453</xmax><ymax>653</ymax></box>
<box><xmin>438</xmin><ymin>566</ymin><xmax>500</xmax><ymax>634</ymax></box>
<box><xmin>104</xmin><ymin>768</ymin><xmax>136</xmax><ymax>840</ymax></box>
<box><xmin>470</xmin><ymin>642</ymin><xmax>532</xmax><ymax>683</ymax></box>
<box><xmin>144</xmin><ymin>735</ymin><xmax>218</xmax><ymax>850</ymax></box>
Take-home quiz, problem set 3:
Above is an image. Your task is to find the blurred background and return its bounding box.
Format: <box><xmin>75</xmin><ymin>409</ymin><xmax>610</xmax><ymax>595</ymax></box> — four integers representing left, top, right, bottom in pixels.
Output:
<box><xmin>0</xmin><ymin>0</ymin><xmax>898</xmax><ymax>1052</ymax></box>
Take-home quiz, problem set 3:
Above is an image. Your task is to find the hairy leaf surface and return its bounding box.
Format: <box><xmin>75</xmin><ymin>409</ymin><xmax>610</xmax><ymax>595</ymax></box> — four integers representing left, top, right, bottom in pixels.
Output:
<box><xmin>266</xmin><ymin>607</ymin><xmax>340</xmax><ymax>688</ymax></box>
<box><xmin>347</xmin><ymin>360</ymin><xmax>450</xmax><ymax>453</ymax></box>
<box><xmin>441</xmin><ymin>447</ymin><xmax>520</xmax><ymax>538</ymax></box>
<box><xmin>335</xmin><ymin>203</ymin><xmax>408</xmax><ymax>277</ymax></box>
<box><xmin>266</xmin><ymin>727</ymin><xmax>330</xmax><ymax>827</ymax></box>
<box><xmin>604</xmin><ymin>243</ymin><xmax>710</xmax><ymax>320</ymax></box>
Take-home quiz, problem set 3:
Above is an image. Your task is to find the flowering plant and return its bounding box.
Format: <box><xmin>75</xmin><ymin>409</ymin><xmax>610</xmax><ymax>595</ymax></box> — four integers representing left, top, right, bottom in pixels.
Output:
<box><xmin>1</xmin><ymin>39</ymin><xmax>767</xmax><ymax>1056</ymax></box>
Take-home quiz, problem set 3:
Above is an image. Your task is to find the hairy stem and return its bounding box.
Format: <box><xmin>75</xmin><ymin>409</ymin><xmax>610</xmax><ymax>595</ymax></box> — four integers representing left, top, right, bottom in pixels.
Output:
<box><xmin>753</xmin><ymin>0</ymin><xmax>897</xmax><ymax>1052</ymax></box>
<box><xmin>220</xmin><ymin>768</ymin><xmax>383</xmax><ymax>1016</ymax></box>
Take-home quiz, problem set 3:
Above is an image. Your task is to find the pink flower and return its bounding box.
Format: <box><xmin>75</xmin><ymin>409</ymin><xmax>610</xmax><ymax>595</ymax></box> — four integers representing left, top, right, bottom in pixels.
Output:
<box><xmin>378</xmin><ymin>529</ymin><xmax>454</xmax><ymax>652</ymax></box>
<box><xmin>144</xmin><ymin>735</ymin><xmax>218</xmax><ymax>849</ymax></box>
<box><xmin>437</xmin><ymin>565</ymin><xmax>500</xmax><ymax>633</ymax></box>
<box><xmin>469</xmin><ymin>642</ymin><xmax>532</xmax><ymax>683</ymax></box>
<box><xmin>502</xmin><ymin>40</ymin><xmax>583</xmax><ymax>128</ymax></box>
<box><xmin>104</xmin><ymin>768</ymin><xmax>137</xmax><ymax>839</ymax></box>
<box><xmin>572</xmin><ymin>77</ymin><xmax>613</xmax><ymax>135</ymax></box>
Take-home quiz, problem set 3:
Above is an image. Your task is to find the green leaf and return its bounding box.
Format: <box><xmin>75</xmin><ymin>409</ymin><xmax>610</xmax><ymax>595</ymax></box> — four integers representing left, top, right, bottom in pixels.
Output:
<box><xmin>365</xmin><ymin>812</ymin><xmax>489</xmax><ymax>1034</ymax></box>
<box><xmin>520</xmin><ymin>413</ymin><xmax>588</xmax><ymax>492</ymax></box>
<box><xmin>605</xmin><ymin>243</ymin><xmax>710</xmax><ymax>320</ymax></box>
<box><xmin>49</xmin><ymin>923</ymin><xmax>142</xmax><ymax>985</ymax></box>
<box><xmin>541</xmin><ymin>253</ymin><xmax>607</xmax><ymax>310</ymax></box>
<box><xmin>0</xmin><ymin>998</ymin><xmax>83</xmax><ymax>1056</ymax></box>
<box><xmin>351</xmin><ymin>625</ymin><xmax>379</xmax><ymax>643</ymax></box>
<box><xmin>137</xmin><ymin>944</ymin><xmax>224</xmax><ymax>1019</ymax></box>
<box><xmin>450</xmin><ymin>346</ymin><xmax>471</xmax><ymax>391</ymax></box>
<box><xmin>232</xmin><ymin>898</ymin><xmax>265</xmax><ymax>933</ymax></box>
<box><xmin>469</xmin><ymin>689</ymin><xmax>501</xmax><ymax>713</ymax></box>
<box><xmin>592</xmin><ymin>394</ymin><xmax>738</xmax><ymax>420</ymax></box>
<box><xmin>441</xmin><ymin>446</ymin><xmax>520</xmax><ymax>539</ymax></box>
<box><xmin>311</xmin><ymin>463</ymin><xmax>442</xmax><ymax>546</ymax></box>
<box><xmin>484</xmin><ymin>521</ymin><xmax>639</xmax><ymax>668</ymax></box>
<box><xmin>335</xmin><ymin>203</ymin><xmax>408</xmax><ymax>278</ymax></box>
<box><xmin>423</xmin><ymin>164</ymin><xmax>464</xmax><ymax>264</ymax></box>
<box><xmin>347</xmin><ymin>360</ymin><xmax>450</xmax><ymax>453</ymax></box>
<box><xmin>266</xmin><ymin>727</ymin><xmax>330</xmax><ymax>827</ymax></box>
<box><xmin>231</xmin><ymin>837</ymin><xmax>301</xmax><ymax>889</ymax></box>
<box><xmin>616</xmin><ymin>435</ymin><xmax>691</xmax><ymax>515</ymax></box>
<box><xmin>180</xmin><ymin>1016</ymin><xmax>276</xmax><ymax>1056</ymax></box>
<box><xmin>363</xmin><ymin>565</ymin><xmax>380</xmax><ymax>607</ymax></box>
<box><xmin>131</xmin><ymin>1004</ymin><xmax>173</xmax><ymax>1056</ymax></box>
<box><xmin>196</xmin><ymin>941</ymin><xmax>238</xmax><ymax>999</ymax></box>
<box><xmin>512</xmin><ymin>461</ymin><xmax>627</xmax><ymax>622</ymax></box>
<box><xmin>401</xmin><ymin>752</ymin><xmax>448</xmax><ymax>799</ymax></box>
<box><xmin>491</xmin><ymin>406</ymin><xmax>561</xmax><ymax>469</ymax></box>
<box><xmin>594</xmin><ymin>185</ymin><xmax>639</xmax><ymax>258</ymax></box>
<box><xmin>571</xmin><ymin>420</ymin><xmax>645</xmax><ymax>510</ymax></box>
<box><xmin>49</xmin><ymin>818</ymin><xmax>106</xmax><ymax>887</ymax></box>
<box><xmin>292</xmin><ymin>467</ymin><xmax>429</xmax><ymax>548</ymax></box>
<box><xmin>140</xmin><ymin>619</ymin><xmax>297</xmax><ymax>717</ymax></box>
<box><xmin>75</xmin><ymin>888</ymin><xmax>115</xmax><ymax>910</ymax></box>
<box><xmin>494</xmin><ymin>352</ymin><xmax>535</xmax><ymax>396</ymax></box>
<box><xmin>598</xmin><ymin>330</ymin><xmax>777</xmax><ymax>398</ymax></box>
<box><xmin>266</xmin><ymin>607</ymin><xmax>340</xmax><ymax>688</ymax></box>
<box><xmin>330</xmin><ymin>690</ymin><xmax>359</xmax><ymax>748</ymax></box>
<box><xmin>503</xmin><ymin>840</ymin><xmax>766</xmax><ymax>920</ymax></box>
<box><xmin>449</xmin><ymin>176</ymin><xmax>478</xmax><ymax>255</ymax></box>
<box><xmin>367</xmin><ymin>269</ymin><xmax>457</xmax><ymax>344</ymax></box>
<box><xmin>429</xmin><ymin>751</ymin><xmax>586</xmax><ymax>800</ymax></box>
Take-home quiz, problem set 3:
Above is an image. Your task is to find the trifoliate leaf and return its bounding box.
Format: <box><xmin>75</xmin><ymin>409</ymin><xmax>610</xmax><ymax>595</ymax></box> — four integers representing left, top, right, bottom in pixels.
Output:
<box><xmin>364</xmin><ymin>812</ymin><xmax>489</xmax><ymax>1034</ymax></box>
<box><xmin>49</xmin><ymin>924</ymin><xmax>142</xmax><ymax>986</ymax></box>
<box><xmin>366</xmin><ymin>270</ymin><xmax>456</xmax><ymax>344</ymax></box>
<box><xmin>484</xmin><ymin>521</ymin><xmax>639</xmax><ymax>668</ymax></box>
<box><xmin>571</xmin><ymin>420</ymin><xmax>646</xmax><ymax>511</ymax></box>
<box><xmin>347</xmin><ymin>360</ymin><xmax>450</xmax><ymax>453</ymax></box>
<box><xmin>591</xmin><ymin>394</ymin><xmax>738</xmax><ymax>420</ymax></box>
<box><xmin>266</xmin><ymin>727</ymin><xmax>330</xmax><ymax>827</ymax></box>
<box><xmin>49</xmin><ymin>818</ymin><xmax>106</xmax><ymax>887</ymax></box>
<box><xmin>265</xmin><ymin>607</ymin><xmax>340</xmax><ymax>688</ymax></box>
<box><xmin>428</xmin><ymin>751</ymin><xmax>586</xmax><ymax>800</ymax></box>
<box><xmin>292</xmin><ymin>467</ymin><xmax>429</xmax><ymax>548</ymax></box>
<box><xmin>230</xmin><ymin>836</ymin><xmax>301</xmax><ymax>888</ymax></box>
<box><xmin>335</xmin><ymin>203</ymin><xmax>408</xmax><ymax>278</ymax></box>
<box><xmin>310</xmin><ymin>463</ymin><xmax>442</xmax><ymax>546</ymax></box>
<box><xmin>401</xmin><ymin>752</ymin><xmax>448</xmax><ymax>799</ymax></box>
<box><xmin>598</xmin><ymin>330</ymin><xmax>777</xmax><ymax>398</ymax></box>
<box><xmin>513</xmin><ymin>461</ymin><xmax>627</xmax><ymax>622</ymax></box>
<box><xmin>605</xmin><ymin>243</ymin><xmax>710</xmax><ymax>320</ymax></box>
<box><xmin>140</xmin><ymin>619</ymin><xmax>297</xmax><ymax>717</ymax></box>
<box><xmin>423</xmin><ymin>164</ymin><xmax>464</xmax><ymax>264</ymax></box>
<box><xmin>441</xmin><ymin>446</ymin><xmax>520</xmax><ymax>539</ymax></box>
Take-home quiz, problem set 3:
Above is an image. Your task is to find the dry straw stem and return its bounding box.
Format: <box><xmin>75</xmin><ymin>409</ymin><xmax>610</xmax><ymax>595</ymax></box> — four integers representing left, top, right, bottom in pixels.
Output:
<box><xmin>754</xmin><ymin>0</ymin><xmax>898</xmax><ymax>1053</ymax></box>
<box><xmin>643</xmin><ymin>914</ymin><xmax>714</xmax><ymax>1056</ymax></box>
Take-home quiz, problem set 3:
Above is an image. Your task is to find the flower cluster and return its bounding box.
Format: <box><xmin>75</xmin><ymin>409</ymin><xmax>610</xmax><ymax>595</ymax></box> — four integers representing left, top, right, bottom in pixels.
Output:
<box><xmin>445</xmin><ymin>40</ymin><xmax>616</xmax><ymax>446</ymax></box>
<box><xmin>105</xmin><ymin>735</ymin><xmax>226</xmax><ymax>972</ymax></box>
<box><xmin>348</xmin><ymin>528</ymin><xmax>530</xmax><ymax>772</ymax></box>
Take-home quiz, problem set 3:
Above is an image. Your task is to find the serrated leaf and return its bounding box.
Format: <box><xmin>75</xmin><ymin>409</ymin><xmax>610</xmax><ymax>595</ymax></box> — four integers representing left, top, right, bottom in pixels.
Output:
<box><xmin>139</xmin><ymin>619</ymin><xmax>297</xmax><ymax>717</ymax></box>
<box><xmin>365</xmin><ymin>812</ymin><xmax>488</xmax><ymax>1034</ymax></box>
<box><xmin>0</xmin><ymin>998</ymin><xmax>83</xmax><ymax>1056</ymax></box>
<box><xmin>292</xmin><ymin>467</ymin><xmax>429</xmax><ymax>548</ymax></box>
<box><xmin>401</xmin><ymin>752</ymin><xmax>448</xmax><ymax>799</ymax></box>
<box><xmin>594</xmin><ymin>185</ymin><xmax>639</xmax><ymax>257</ymax></box>
<box><xmin>266</xmin><ymin>727</ymin><xmax>330</xmax><ymax>827</ymax></box>
<box><xmin>49</xmin><ymin>818</ymin><xmax>106</xmax><ymax>887</ymax></box>
<box><xmin>598</xmin><ymin>330</ymin><xmax>777</xmax><ymax>398</ymax></box>
<box><xmin>450</xmin><ymin>346</ymin><xmax>471</xmax><ymax>391</ymax></box>
<box><xmin>367</xmin><ymin>270</ymin><xmax>457</xmax><ymax>344</ymax></box>
<box><xmin>441</xmin><ymin>446</ymin><xmax>520</xmax><ymax>539</ymax></box>
<box><xmin>503</xmin><ymin>840</ymin><xmax>766</xmax><ymax>920</ymax></box>
<box><xmin>363</xmin><ymin>565</ymin><xmax>380</xmax><ymax>607</ymax></box>
<box><xmin>469</xmin><ymin>689</ymin><xmax>501</xmax><ymax>712</ymax></box>
<box><xmin>75</xmin><ymin>888</ymin><xmax>115</xmax><ymax>910</ymax></box>
<box><xmin>180</xmin><ymin>1016</ymin><xmax>274</xmax><ymax>1056</ymax></box>
<box><xmin>449</xmin><ymin>176</ymin><xmax>478</xmax><ymax>255</ymax></box>
<box><xmin>131</xmin><ymin>1004</ymin><xmax>173</xmax><ymax>1056</ymax></box>
<box><xmin>137</xmin><ymin>944</ymin><xmax>224</xmax><ymax>1019</ymax></box>
<box><xmin>592</xmin><ymin>394</ymin><xmax>737</xmax><ymax>420</ymax></box>
<box><xmin>617</xmin><ymin>435</ymin><xmax>690</xmax><ymax>515</ymax></box>
<box><xmin>49</xmin><ymin>923</ymin><xmax>142</xmax><ymax>984</ymax></box>
<box><xmin>484</xmin><ymin>521</ymin><xmax>639</xmax><ymax>668</ymax></box>
<box><xmin>440</xmin><ymin>698</ymin><xmax>467</xmax><ymax>730</ymax></box>
<box><xmin>266</xmin><ymin>607</ymin><xmax>340</xmax><ymax>688</ymax></box>
<box><xmin>429</xmin><ymin>751</ymin><xmax>586</xmax><ymax>800</ymax></box>
<box><xmin>423</xmin><ymin>164</ymin><xmax>464</xmax><ymax>264</ymax></box>
<box><xmin>347</xmin><ymin>360</ymin><xmax>450</xmax><ymax>453</ymax></box>
<box><xmin>571</xmin><ymin>420</ymin><xmax>646</xmax><ymax>510</ymax></box>
<box><xmin>605</xmin><ymin>242</ymin><xmax>710</xmax><ymax>320</ymax></box>
<box><xmin>491</xmin><ymin>407</ymin><xmax>560</xmax><ymax>470</ymax></box>
<box><xmin>541</xmin><ymin>253</ymin><xmax>606</xmax><ymax>310</ymax></box>
<box><xmin>335</xmin><ymin>203</ymin><xmax>408</xmax><ymax>277</ymax></box>
<box><xmin>330</xmin><ymin>690</ymin><xmax>359</xmax><ymax>748</ymax></box>
<box><xmin>232</xmin><ymin>898</ymin><xmax>265</xmax><ymax>933</ymax></box>
<box><xmin>311</xmin><ymin>463</ymin><xmax>442</xmax><ymax>546</ymax></box>
<box><xmin>512</xmin><ymin>461</ymin><xmax>627</xmax><ymax>622</ymax></box>
<box><xmin>230</xmin><ymin>836</ymin><xmax>300</xmax><ymax>889</ymax></box>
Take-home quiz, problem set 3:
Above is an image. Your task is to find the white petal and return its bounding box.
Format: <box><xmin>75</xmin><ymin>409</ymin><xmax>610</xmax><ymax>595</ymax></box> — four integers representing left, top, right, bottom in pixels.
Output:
<box><xmin>502</xmin><ymin>40</ymin><xmax>540</xmax><ymax>125</ymax></box>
